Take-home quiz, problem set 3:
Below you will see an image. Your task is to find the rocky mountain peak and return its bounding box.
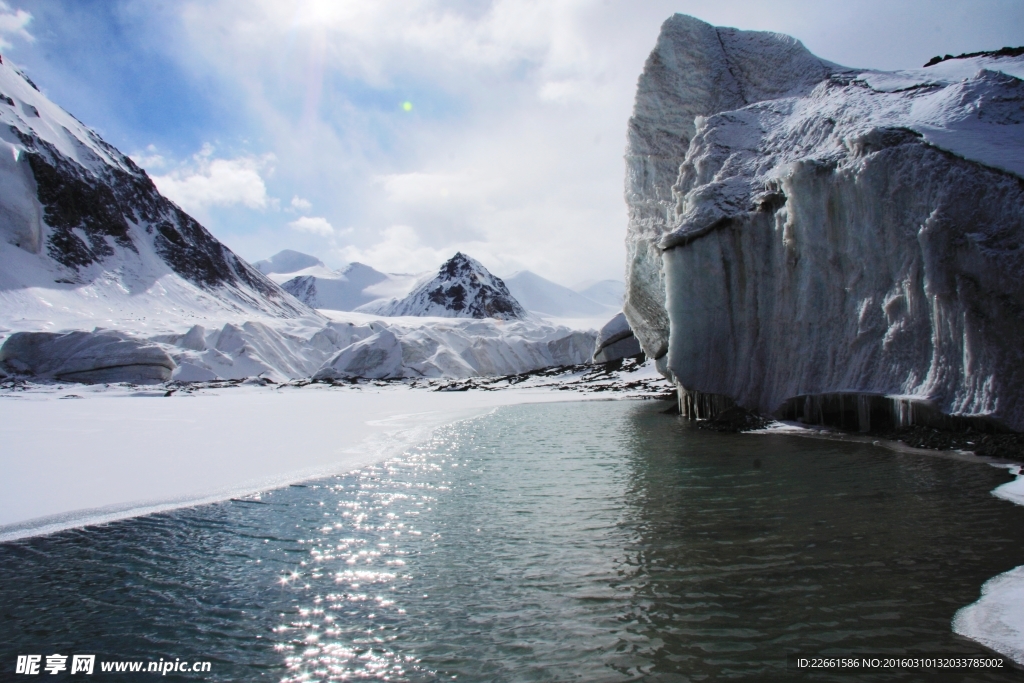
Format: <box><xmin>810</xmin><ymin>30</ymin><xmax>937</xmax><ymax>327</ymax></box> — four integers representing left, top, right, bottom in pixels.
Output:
<box><xmin>361</xmin><ymin>252</ymin><xmax>527</xmax><ymax>320</ymax></box>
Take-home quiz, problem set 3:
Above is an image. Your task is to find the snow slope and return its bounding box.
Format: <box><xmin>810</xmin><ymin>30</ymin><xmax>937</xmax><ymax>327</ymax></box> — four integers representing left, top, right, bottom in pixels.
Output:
<box><xmin>360</xmin><ymin>252</ymin><xmax>527</xmax><ymax>320</ymax></box>
<box><xmin>504</xmin><ymin>270</ymin><xmax>612</xmax><ymax>318</ymax></box>
<box><xmin>624</xmin><ymin>14</ymin><xmax>1024</xmax><ymax>431</ymax></box>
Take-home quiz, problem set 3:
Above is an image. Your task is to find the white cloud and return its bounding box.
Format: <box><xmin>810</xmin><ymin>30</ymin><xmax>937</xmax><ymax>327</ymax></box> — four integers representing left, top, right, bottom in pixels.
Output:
<box><xmin>0</xmin><ymin>2</ymin><xmax>33</xmax><ymax>51</ymax></box>
<box><xmin>130</xmin><ymin>144</ymin><xmax>166</xmax><ymax>170</ymax></box>
<box><xmin>375</xmin><ymin>171</ymin><xmax>500</xmax><ymax>208</ymax></box>
<box><xmin>288</xmin><ymin>215</ymin><xmax>334</xmax><ymax>237</ymax></box>
<box><xmin>161</xmin><ymin>0</ymin><xmax>647</xmax><ymax>281</ymax></box>
<box><xmin>337</xmin><ymin>225</ymin><xmax>467</xmax><ymax>275</ymax></box>
<box><xmin>151</xmin><ymin>0</ymin><xmax>1024</xmax><ymax>281</ymax></box>
<box><xmin>151</xmin><ymin>145</ymin><xmax>275</xmax><ymax>215</ymax></box>
<box><xmin>289</xmin><ymin>195</ymin><xmax>312</xmax><ymax>213</ymax></box>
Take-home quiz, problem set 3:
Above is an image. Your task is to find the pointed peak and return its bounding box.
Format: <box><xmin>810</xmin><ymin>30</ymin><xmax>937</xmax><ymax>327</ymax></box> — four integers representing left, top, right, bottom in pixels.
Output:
<box><xmin>439</xmin><ymin>251</ymin><xmax>489</xmax><ymax>279</ymax></box>
<box><xmin>364</xmin><ymin>252</ymin><xmax>526</xmax><ymax>320</ymax></box>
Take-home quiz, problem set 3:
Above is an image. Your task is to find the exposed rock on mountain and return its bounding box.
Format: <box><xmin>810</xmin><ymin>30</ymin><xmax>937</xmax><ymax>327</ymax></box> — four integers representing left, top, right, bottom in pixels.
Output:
<box><xmin>0</xmin><ymin>57</ymin><xmax>312</xmax><ymax>328</ymax></box>
<box><xmin>361</xmin><ymin>252</ymin><xmax>527</xmax><ymax>320</ymax></box>
<box><xmin>625</xmin><ymin>14</ymin><xmax>1024</xmax><ymax>430</ymax></box>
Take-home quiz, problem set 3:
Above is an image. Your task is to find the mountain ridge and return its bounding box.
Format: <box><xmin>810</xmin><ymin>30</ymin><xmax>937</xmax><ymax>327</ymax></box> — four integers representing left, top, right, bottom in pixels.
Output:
<box><xmin>0</xmin><ymin>57</ymin><xmax>314</xmax><ymax>334</ymax></box>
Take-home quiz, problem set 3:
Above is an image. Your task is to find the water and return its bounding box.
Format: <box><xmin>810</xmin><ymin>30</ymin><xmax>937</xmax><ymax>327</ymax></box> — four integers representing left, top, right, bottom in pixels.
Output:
<box><xmin>1</xmin><ymin>400</ymin><xmax>1023</xmax><ymax>681</ymax></box>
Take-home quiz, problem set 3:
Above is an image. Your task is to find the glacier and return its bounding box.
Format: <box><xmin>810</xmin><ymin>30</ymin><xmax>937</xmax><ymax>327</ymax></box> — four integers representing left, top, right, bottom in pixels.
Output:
<box><xmin>624</xmin><ymin>14</ymin><xmax>1024</xmax><ymax>432</ymax></box>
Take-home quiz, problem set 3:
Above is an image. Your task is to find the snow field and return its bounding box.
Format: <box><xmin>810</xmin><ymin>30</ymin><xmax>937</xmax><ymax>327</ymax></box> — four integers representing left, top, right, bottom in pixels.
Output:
<box><xmin>0</xmin><ymin>384</ymin><xmax>619</xmax><ymax>542</ymax></box>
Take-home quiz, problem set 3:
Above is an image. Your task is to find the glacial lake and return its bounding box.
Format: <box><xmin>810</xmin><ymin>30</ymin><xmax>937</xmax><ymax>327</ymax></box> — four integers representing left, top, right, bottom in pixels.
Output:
<box><xmin>1</xmin><ymin>399</ymin><xmax>1023</xmax><ymax>681</ymax></box>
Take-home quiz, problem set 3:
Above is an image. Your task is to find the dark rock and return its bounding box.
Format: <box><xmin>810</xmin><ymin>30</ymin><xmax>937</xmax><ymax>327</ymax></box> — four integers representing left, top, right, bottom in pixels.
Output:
<box><xmin>870</xmin><ymin>425</ymin><xmax>1024</xmax><ymax>460</ymax></box>
<box><xmin>924</xmin><ymin>46</ymin><xmax>1024</xmax><ymax>68</ymax></box>
<box><xmin>696</xmin><ymin>406</ymin><xmax>771</xmax><ymax>433</ymax></box>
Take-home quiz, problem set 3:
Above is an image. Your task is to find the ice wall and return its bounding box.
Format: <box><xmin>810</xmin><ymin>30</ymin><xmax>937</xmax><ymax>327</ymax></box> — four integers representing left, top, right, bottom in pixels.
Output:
<box><xmin>624</xmin><ymin>14</ymin><xmax>832</xmax><ymax>359</ymax></box>
<box><xmin>625</xmin><ymin>14</ymin><xmax>1024</xmax><ymax>430</ymax></box>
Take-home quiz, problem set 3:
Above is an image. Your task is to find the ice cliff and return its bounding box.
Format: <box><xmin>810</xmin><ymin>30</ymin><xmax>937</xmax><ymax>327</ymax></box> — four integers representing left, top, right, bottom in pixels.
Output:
<box><xmin>625</xmin><ymin>14</ymin><xmax>1024</xmax><ymax>430</ymax></box>
<box><xmin>0</xmin><ymin>330</ymin><xmax>175</xmax><ymax>383</ymax></box>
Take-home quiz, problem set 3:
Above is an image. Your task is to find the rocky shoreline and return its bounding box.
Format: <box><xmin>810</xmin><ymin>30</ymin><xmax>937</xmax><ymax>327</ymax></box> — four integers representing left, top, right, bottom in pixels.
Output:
<box><xmin>0</xmin><ymin>355</ymin><xmax>677</xmax><ymax>401</ymax></box>
<box><xmin>865</xmin><ymin>425</ymin><xmax>1024</xmax><ymax>461</ymax></box>
<box><xmin>666</xmin><ymin>396</ymin><xmax>1024</xmax><ymax>462</ymax></box>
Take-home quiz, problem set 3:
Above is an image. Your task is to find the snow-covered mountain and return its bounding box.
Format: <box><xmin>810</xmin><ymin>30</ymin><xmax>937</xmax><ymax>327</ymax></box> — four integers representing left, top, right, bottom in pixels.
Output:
<box><xmin>254</xmin><ymin>250</ymin><xmax>340</xmax><ymax>285</ymax></box>
<box><xmin>281</xmin><ymin>262</ymin><xmax>390</xmax><ymax>311</ymax></box>
<box><xmin>361</xmin><ymin>252</ymin><xmax>527</xmax><ymax>320</ymax></box>
<box><xmin>253</xmin><ymin>249</ymin><xmax>326</xmax><ymax>277</ymax></box>
<box><xmin>252</xmin><ymin>249</ymin><xmax>426</xmax><ymax>312</ymax></box>
<box><xmin>504</xmin><ymin>271</ymin><xmax>611</xmax><ymax>318</ymax></box>
<box><xmin>624</xmin><ymin>14</ymin><xmax>1024</xmax><ymax>430</ymax></box>
<box><xmin>0</xmin><ymin>59</ymin><xmax>311</xmax><ymax>335</ymax></box>
<box><xmin>574</xmin><ymin>280</ymin><xmax>625</xmax><ymax>310</ymax></box>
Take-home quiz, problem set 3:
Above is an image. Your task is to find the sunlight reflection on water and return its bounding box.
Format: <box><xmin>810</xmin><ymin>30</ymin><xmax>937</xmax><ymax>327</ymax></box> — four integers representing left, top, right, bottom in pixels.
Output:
<box><xmin>1</xmin><ymin>401</ymin><xmax>1023</xmax><ymax>682</ymax></box>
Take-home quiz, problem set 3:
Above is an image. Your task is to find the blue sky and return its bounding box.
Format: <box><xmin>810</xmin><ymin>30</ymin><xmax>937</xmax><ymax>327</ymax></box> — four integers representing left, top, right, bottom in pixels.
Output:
<box><xmin>2</xmin><ymin>0</ymin><xmax>1022</xmax><ymax>284</ymax></box>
